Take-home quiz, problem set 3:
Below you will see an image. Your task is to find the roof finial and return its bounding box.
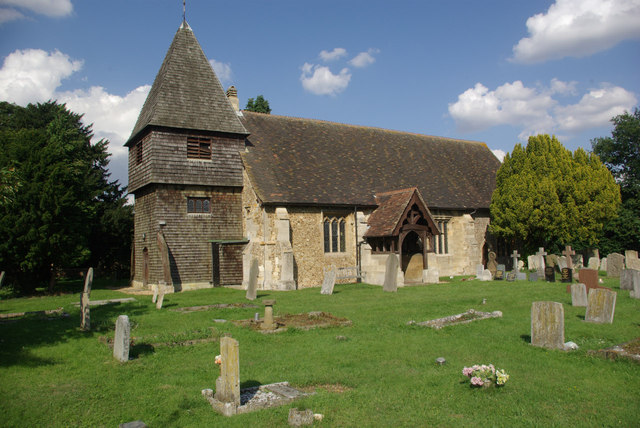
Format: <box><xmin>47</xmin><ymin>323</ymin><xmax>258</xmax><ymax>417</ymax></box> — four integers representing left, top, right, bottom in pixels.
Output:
<box><xmin>183</xmin><ymin>0</ymin><xmax>186</xmax><ymax>22</ymax></box>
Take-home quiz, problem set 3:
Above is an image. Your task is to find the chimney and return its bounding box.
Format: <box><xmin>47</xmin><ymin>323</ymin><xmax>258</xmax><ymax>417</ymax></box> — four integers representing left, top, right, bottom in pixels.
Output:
<box><xmin>226</xmin><ymin>86</ymin><xmax>239</xmax><ymax>111</ymax></box>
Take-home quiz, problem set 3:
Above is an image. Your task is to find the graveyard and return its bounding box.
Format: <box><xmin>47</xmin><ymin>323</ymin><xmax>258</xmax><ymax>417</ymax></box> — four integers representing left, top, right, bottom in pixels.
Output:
<box><xmin>1</xmin><ymin>274</ymin><xmax>639</xmax><ymax>427</ymax></box>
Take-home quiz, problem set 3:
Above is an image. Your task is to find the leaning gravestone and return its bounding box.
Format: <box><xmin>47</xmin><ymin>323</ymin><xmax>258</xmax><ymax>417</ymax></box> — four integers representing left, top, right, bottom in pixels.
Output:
<box><xmin>625</xmin><ymin>250</ymin><xmax>640</xmax><ymax>270</ymax></box>
<box><xmin>246</xmin><ymin>259</ymin><xmax>259</xmax><ymax>301</ymax></box>
<box><xmin>383</xmin><ymin>254</ymin><xmax>399</xmax><ymax>292</ymax></box>
<box><xmin>531</xmin><ymin>301</ymin><xmax>564</xmax><ymax>350</ymax></box>
<box><xmin>0</xmin><ymin>271</ymin><xmax>5</xmax><ymax>288</ymax></box>
<box><xmin>113</xmin><ymin>315</ymin><xmax>131</xmax><ymax>362</ymax></box>
<box><xmin>620</xmin><ymin>269</ymin><xmax>640</xmax><ymax>291</ymax></box>
<box><xmin>606</xmin><ymin>253</ymin><xmax>624</xmax><ymax>277</ymax></box>
<box><xmin>585</xmin><ymin>289</ymin><xmax>617</xmax><ymax>324</ymax></box>
<box><xmin>80</xmin><ymin>267</ymin><xmax>93</xmax><ymax>331</ymax></box>
<box><xmin>320</xmin><ymin>267</ymin><xmax>336</xmax><ymax>295</ymax></box>
<box><xmin>570</xmin><ymin>283</ymin><xmax>588</xmax><ymax>307</ymax></box>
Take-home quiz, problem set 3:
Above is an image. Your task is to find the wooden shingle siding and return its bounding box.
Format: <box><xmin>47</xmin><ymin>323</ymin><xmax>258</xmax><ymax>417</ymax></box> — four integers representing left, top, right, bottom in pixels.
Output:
<box><xmin>128</xmin><ymin>129</ymin><xmax>244</xmax><ymax>193</ymax></box>
<box><xmin>219</xmin><ymin>244</ymin><xmax>244</xmax><ymax>285</ymax></box>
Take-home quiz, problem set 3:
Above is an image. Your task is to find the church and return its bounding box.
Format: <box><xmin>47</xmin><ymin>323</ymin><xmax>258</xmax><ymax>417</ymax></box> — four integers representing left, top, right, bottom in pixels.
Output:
<box><xmin>126</xmin><ymin>21</ymin><xmax>501</xmax><ymax>291</ymax></box>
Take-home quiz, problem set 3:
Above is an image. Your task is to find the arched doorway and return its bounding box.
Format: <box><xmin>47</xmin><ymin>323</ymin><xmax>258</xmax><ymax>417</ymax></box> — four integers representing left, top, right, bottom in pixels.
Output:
<box><xmin>401</xmin><ymin>230</ymin><xmax>425</xmax><ymax>283</ymax></box>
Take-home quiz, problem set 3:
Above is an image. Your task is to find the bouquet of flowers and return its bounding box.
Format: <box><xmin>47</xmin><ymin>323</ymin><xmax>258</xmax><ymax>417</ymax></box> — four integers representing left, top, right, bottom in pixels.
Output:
<box><xmin>462</xmin><ymin>364</ymin><xmax>509</xmax><ymax>388</ymax></box>
<box><xmin>214</xmin><ymin>355</ymin><xmax>222</xmax><ymax>366</ymax></box>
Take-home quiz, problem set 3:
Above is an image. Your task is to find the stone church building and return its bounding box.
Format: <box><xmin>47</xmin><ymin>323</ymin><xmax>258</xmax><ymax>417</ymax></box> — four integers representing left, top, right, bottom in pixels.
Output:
<box><xmin>126</xmin><ymin>22</ymin><xmax>500</xmax><ymax>291</ymax></box>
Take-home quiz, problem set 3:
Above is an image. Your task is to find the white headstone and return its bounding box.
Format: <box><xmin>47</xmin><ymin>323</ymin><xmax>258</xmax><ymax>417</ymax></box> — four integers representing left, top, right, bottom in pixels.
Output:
<box><xmin>570</xmin><ymin>283</ymin><xmax>588</xmax><ymax>307</ymax></box>
<box><xmin>113</xmin><ymin>315</ymin><xmax>131</xmax><ymax>362</ymax></box>
<box><xmin>321</xmin><ymin>268</ymin><xmax>336</xmax><ymax>295</ymax></box>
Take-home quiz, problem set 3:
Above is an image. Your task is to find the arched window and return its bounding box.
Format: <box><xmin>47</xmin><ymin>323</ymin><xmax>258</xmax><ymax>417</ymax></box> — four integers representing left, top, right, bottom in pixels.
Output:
<box><xmin>323</xmin><ymin>216</ymin><xmax>346</xmax><ymax>253</ymax></box>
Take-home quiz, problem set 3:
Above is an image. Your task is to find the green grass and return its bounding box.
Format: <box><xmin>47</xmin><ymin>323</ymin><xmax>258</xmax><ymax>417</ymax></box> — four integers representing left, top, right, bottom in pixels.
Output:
<box><xmin>1</xmin><ymin>278</ymin><xmax>639</xmax><ymax>427</ymax></box>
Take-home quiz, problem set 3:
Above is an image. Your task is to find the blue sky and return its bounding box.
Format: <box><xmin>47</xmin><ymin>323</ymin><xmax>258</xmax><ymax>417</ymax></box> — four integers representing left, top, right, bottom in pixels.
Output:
<box><xmin>1</xmin><ymin>0</ymin><xmax>639</xmax><ymax>189</ymax></box>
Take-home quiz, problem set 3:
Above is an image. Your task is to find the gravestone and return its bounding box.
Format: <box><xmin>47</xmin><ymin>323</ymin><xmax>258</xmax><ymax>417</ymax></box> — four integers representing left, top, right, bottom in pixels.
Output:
<box><xmin>600</xmin><ymin>257</ymin><xmax>607</xmax><ymax>272</ymax></box>
<box><xmin>545</xmin><ymin>266</ymin><xmax>555</xmax><ymax>282</ymax></box>
<box><xmin>156</xmin><ymin>282</ymin><xmax>167</xmax><ymax>309</ymax></box>
<box><xmin>261</xmin><ymin>300</ymin><xmax>276</xmax><ymax>330</ymax></box>
<box><xmin>620</xmin><ymin>269</ymin><xmax>640</xmax><ymax>291</ymax></box>
<box><xmin>585</xmin><ymin>289</ymin><xmax>617</xmax><ymax>324</ymax></box>
<box><xmin>625</xmin><ymin>250</ymin><xmax>640</xmax><ymax>270</ymax></box>
<box><xmin>506</xmin><ymin>271</ymin><xmax>516</xmax><ymax>282</ymax></box>
<box><xmin>487</xmin><ymin>251</ymin><xmax>498</xmax><ymax>278</ymax></box>
<box><xmin>557</xmin><ymin>256</ymin><xmax>568</xmax><ymax>271</ymax></box>
<box><xmin>0</xmin><ymin>271</ymin><xmax>5</xmax><ymax>288</ymax></box>
<box><xmin>475</xmin><ymin>264</ymin><xmax>484</xmax><ymax>278</ymax></box>
<box><xmin>383</xmin><ymin>254</ymin><xmax>399</xmax><ymax>292</ymax></box>
<box><xmin>152</xmin><ymin>283</ymin><xmax>158</xmax><ymax>304</ymax></box>
<box><xmin>571</xmin><ymin>254</ymin><xmax>584</xmax><ymax>269</ymax></box>
<box><xmin>246</xmin><ymin>259</ymin><xmax>258</xmax><ymax>301</ymax></box>
<box><xmin>494</xmin><ymin>264</ymin><xmax>505</xmax><ymax>280</ymax></box>
<box><xmin>535</xmin><ymin>248</ymin><xmax>547</xmax><ymax>277</ymax></box>
<box><xmin>570</xmin><ymin>283</ymin><xmax>588</xmax><ymax>307</ymax></box>
<box><xmin>156</xmin><ymin>231</ymin><xmax>172</xmax><ymax>285</ymax></box>
<box><xmin>528</xmin><ymin>272</ymin><xmax>539</xmax><ymax>281</ymax></box>
<box><xmin>113</xmin><ymin>315</ymin><xmax>131</xmax><ymax>362</ymax></box>
<box><xmin>511</xmin><ymin>250</ymin><xmax>520</xmax><ymax>272</ymax></box>
<box><xmin>288</xmin><ymin>408</ymin><xmax>314</xmax><ymax>427</ymax></box>
<box><xmin>531</xmin><ymin>301</ymin><xmax>564</xmax><ymax>350</ymax></box>
<box><xmin>630</xmin><ymin>273</ymin><xmax>640</xmax><ymax>299</ymax></box>
<box><xmin>320</xmin><ymin>267</ymin><xmax>336</xmax><ymax>295</ymax></box>
<box><xmin>214</xmin><ymin>336</ymin><xmax>240</xmax><ymax>410</ymax></box>
<box><xmin>577</xmin><ymin>268</ymin><xmax>598</xmax><ymax>291</ymax></box>
<box><xmin>80</xmin><ymin>267</ymin><xmax>93</xmax><ymax>330</ymax></box>
<box><xmin>561</xmin><ymin>267</ymin><xmax>572</xmax><ymax>283</ymax></box>
<box><xmin>562</xmin><ymin>246</ymin><xmax>575</xmax><ymax>269</ymax></box>
<box><xmin>588</xmin><ymin>256</ymin><xmax>600</xmax><ymax>270</ymax></box>
<box><xmin>606</xmin><ymin>253</ymin><xmax>624</xmax><ymax>277</ymax></box>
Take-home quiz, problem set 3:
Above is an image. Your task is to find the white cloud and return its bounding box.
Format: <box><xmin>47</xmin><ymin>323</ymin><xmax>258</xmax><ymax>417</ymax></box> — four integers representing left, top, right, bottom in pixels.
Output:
<box><xmin>0</xmin><ymin>0</ymin><xmax>72</xmax><ymax>23</ymax></box>
<box><xmin>491</xmin><ymin>149</ymin><xmax>506</xmax><ymax>162</ymax></box>
<box><xmin>449</xmin><ymin>79</ymin><xmax>637</xmax><ymax>139</ymax></box>
<box><xmin>512</xmin><ymin>0</ymin><xmax>640</xmax><ymax>63</ymax></box>
<box><xmin>319</xmin><ymin>48</ymin><xmax>347</xmax><ymax>62</ymax></box>
<box><xmin>349</xmin><ymin>48</ymin><xmax>380</xmax><ymax>68</ymax></box>
<box><xmin>0</xmin><ymin>48</ymin><xmax>83</xmax><ymax>105</ymax></box>
<box><xmin>209</xmin><ymin>58</ymin><xmax>232</xmax><ymax>85</ymax></box>
<box><xmin>0</xmin><ymin>48</ymin><xmax>150</xmax><ymax>186</ymax></box>
<box><xmin>300</xmin><ymin>63</ymin><xmax>351</xmax><ymax>96</ymax></box>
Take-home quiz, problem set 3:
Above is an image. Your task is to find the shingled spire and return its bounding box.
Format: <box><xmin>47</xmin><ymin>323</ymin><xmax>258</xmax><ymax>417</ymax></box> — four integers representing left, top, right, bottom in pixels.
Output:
<box><xmin>126</xmin><ymin>21</ymin><xmax>247</xmax><ymax>145</ymax></box>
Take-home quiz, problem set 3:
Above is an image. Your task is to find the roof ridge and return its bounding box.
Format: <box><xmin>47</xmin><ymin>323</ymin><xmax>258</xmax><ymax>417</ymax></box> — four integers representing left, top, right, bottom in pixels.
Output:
<box><xmin>375</xmin><ymin>187</ymin><xmax>418</xmax><ymax>197</ymax></box>
<box><xmin>241</xmin><ymin>110</ymin><xmax>487</xmax><ymax>146</ymax></box>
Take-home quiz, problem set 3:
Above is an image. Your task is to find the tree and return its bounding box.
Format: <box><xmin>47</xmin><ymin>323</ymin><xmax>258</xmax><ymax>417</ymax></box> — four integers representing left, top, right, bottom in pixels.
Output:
<box><xmin>245</xmin><ymin>95</ymin><xmax>271</xmax><ymax>114</ymax></box>
<box><xmin>0</xmin><ymin>101</ymin><xmax>133</xmax><ymax>293</ymax></box>
<box><xmin>490</xmin><ymin>134</ymin><xmax>620</xmax><ymax>255</ymax></box>
<box><xmin>592</xmin><ymin>107</ymin><xmax>640</xmax><ymax>253</ymax></box>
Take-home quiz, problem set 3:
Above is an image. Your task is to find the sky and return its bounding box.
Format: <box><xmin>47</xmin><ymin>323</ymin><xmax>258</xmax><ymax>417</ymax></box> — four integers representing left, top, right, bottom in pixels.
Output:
<box><xmin>1</xmin><ymin>0</ymin><xmax>639</xmax><ymax>191</ymax></box>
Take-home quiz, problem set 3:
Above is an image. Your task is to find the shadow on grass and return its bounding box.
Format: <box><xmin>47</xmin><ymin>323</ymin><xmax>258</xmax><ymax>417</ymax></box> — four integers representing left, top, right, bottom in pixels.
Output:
<box><xmin>0</xmin><ymin>300</ymin><xmax>150</xmax><ymax>368</ymax></box>
<box><xmin>520</xmin><ymin>334</ymin><xmax>531</xmax><ymax>344</ymax></box>
<box><xmin>130</xmin><ymin>343</ymin><xmax>155</xmax><ymax>359</ymax></box>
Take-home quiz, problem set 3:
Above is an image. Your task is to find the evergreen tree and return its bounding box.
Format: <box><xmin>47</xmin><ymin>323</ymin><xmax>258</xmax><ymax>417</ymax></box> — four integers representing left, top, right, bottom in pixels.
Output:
<box><xmin>0</xmin><ymin>101</ymin><xmax>132</xmax><ymax>293</ymax></box>
<box><xmin>245</xmin><ymin>95</ymin><xmax>271</xmax><ymax>114</ymax></box>
<box><xmin>490</xmin><ymin>134</ymin><xmax>620</xmax><ymax>255</ymax></box>
<box><xmin>592</xmin><ymin>107</ymin><xmax>640</xmax><ymax>253</ymax></box>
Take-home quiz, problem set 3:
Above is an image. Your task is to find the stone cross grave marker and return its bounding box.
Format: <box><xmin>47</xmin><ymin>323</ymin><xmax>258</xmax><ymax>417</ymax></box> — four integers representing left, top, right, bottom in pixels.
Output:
<box><xmin>320</xmin><ymin>267</ymin><xmax>336</xmax><ymax>295</ymax></box>
<box><xmin>383</xmin><ymin>253</ymin><xmax>399</xmax><ymax>292</ymax></box>
<box><xmin>511</xmin><ymin>250</ymin><xmax>520</xmax><ymax>272</ymax></box>
<box><xmin>561</xmin><ymin>246</ymin><xmax>575</xmax><ymax>283</ymax></box>
<box><xmin>261</xmin><ymin>300</ymin><xmax>276</xmax><ymax>330</ymax></box>
<box><xmin>80</xmin><ymin>267</ymin><xmax>93</xmax><ymax>330</ymax></box>
<box><xmin>585</xmin><ymin>288</ymin><xmax>617</xmax><ymax>324</ymax></box>
<box><xmin>214</xmin><ymin>336</ymin><xmax>240</xmax><ymax>408</ymax></box>
<box><xmin>606</xmin><ymin>253</ymin><xmax>625</xmax><ymax>278</ymax></box>
<box><xmin>570</xmin><ymin>283</ymin><xmax>588</xmax><ymax>307</ymax></box>
<box><xmin>562</xmin><ymin>246</ymin><xmax>575</xmax><ymax>269</ymax></box>
<box><xmin>487</xmin><ymin>251</ymin><xmax>497</xmax><ymax>278</ymax></box>
<box><xmin>531</xmin><ymin>301</ymin><xmax>564</xmax><ymax>350</ymax></box>
<box><xmin>625</xmin><ymin>250</ymin><xmax>640</xmax><ymax>270</ymax></box>
<box><xmin>620</xmin><ymin>269</ymin><xmax>640</xmax><ymax>291</ymax></box>
<box><xmin>246</xmin><ymin>259</ymin><xmax>258</xmax><ymax>301</ymax></box>
<box><xmin>113</xmin><ymin>315</ymin><xmax>131</xmax><ymax>362</ymax></box>
<box><xmin>495</xmin><ymin>264</ymin><xmax>506</xmax><ymax>280</ymax></box>
<box><xmin>535</xmin><ymin>248</ymin><xmax>547</xmax><ymax>277</ymax></box>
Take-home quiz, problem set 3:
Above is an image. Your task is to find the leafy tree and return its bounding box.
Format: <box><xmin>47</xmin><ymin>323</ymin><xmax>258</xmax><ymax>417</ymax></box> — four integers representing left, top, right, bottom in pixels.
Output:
<box><xmin>490</xmin><ymin>134</ymin><xmax>620</xmax><ymax>255</ymax></box>
<box><xmin>0</xmin><ymin>101</ymin><xmax>133</xmax><ymax>293</ymax></box>
<box><xmin>245</xmin><ymin>95</ymin><xmax>271</xmax><ymax>114</ymax></box>
<box><xmin>592</xmin><ymin>107</ymin><xmax>640</xmax><ymax>253</ymax></box>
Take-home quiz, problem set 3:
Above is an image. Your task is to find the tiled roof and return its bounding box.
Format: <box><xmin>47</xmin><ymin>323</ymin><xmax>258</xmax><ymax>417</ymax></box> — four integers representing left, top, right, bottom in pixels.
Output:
<box><xmin>126</xmin><ymin>21</ymin><xmax>247</xmax><ymax>146</ymax></box>
<box><xmin>240</xmin><ymin>112</ymin><xmax>499</xmax><ymax>209</ymax></box>
<box><xmin>365</xmin><ymin>188</ymin><xmax>435</xmax><ymax>237</ymax></box>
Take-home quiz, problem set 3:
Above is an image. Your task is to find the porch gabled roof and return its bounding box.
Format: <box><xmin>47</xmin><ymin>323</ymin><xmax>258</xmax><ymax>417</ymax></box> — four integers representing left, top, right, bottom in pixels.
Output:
<box><xmin>365</xmin><ymin>188</ymin><xmax>439</xmax><ymax>238</ymax></box>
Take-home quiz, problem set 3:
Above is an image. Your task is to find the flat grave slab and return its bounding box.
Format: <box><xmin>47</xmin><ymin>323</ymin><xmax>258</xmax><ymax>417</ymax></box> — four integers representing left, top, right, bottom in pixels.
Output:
<box><xmin>409</xmin><ymin>309</ymin><xmax>502</xmax><ymax>329</ymax></box>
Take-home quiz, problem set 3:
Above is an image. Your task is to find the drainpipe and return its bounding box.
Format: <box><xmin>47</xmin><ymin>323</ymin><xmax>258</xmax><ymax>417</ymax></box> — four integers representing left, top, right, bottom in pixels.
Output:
<box><xmin>355</xmin><ymin>205</ymin><xmax>361</xmax><ymax>283</ymax></box>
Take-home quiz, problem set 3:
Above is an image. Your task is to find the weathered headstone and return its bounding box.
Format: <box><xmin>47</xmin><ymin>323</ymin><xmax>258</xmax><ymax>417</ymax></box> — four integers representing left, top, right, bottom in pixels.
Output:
<box><xmin>545</xmin><ymin>266</ymin><xmax>555</xmax><ymax>282</ymax></box>
<box><xmin>600</xmin><ymin>257</ymin><xmax>607</xmax><ymax>272</ymax></box>
<box><xmin>487</xmin><ymin>251</ymin><xmax>498</xmax><ymax>278</ymax></box>
<box><xmin>383</xmin><ymin>254</ymin><xmax>399</xmax><ymax>292</ymax></box>
<box><xmin>535</xmin><ymin>248</ymin><xmax>547</xmax><ymax>277</ymax></box>
<box><xmin>571</xmin><ymin>254</ymin><xmax>584</xmax><ymax>269</ymax></box>
<box><xmin>288</xmin><ymin>408</ymin><xmax>314</xmax><ymax>427</ymax></box>
<box><xmin>0</xmin><ymin>271</ymin><xmax>5</xmax><ymax>288</ymax></box>
<box><xmin>557</xmin><ymin>256</ymin><xmax>568</xmax><ymax>271</ymax></box>
<box><xmin>478</xmin><ymin>269</ymin><xmax>492</xmax><ymax>281</ymax></box>
<box><xmin>531</xmin><ymin>301</ymin><xmax>564</xmax><ymax>350</ymax></box>
<box><xmin>528</xmin><ymin>272</ymin><xmax>539</xmax><ymax>281</ymax></box>
<box><xmin>570</xmin><ymin>283</ymin><xmax>588</xmax><ymax>307</ymax></box>
<box><xmin>588</xmin><ymin>256</ymin><xmax>600</xmax><ymax>270</ymax></box>
<box><xmin>475</xmin><ymin>264</ymin><xmax>484</xmax><ymax>278</ymax></box>
<box><xmin>630</xmin><ymin>273</ymin><xmax>640</xmax><ymax>299</ymax></box>
<box><xmin>261</xmin><ymin>300</ymin><xmax>276</xmax><ymax>330</ymax></box>
<box><xmin>606</xmin><ymin>253</ymin><xmax>624</xmax><ymax>277</ymax></box>
<box><xmin>80</xmin><ymin>291</ymin><xmax>90</xmax><ymax>330</ymax></box>
<box><xmin>156</xmin><ymin>231</ymin><xmax>172</xmax><ymax>285</ymax></box>
<box><xmin>113</xmin><ymin>315</ymin><xmax>131</xmax><ymax>362</ymax></box>
<box><xmin>585</xmin><ymin>289</ymin><xmax>617</xmax><ymax>324</ymax></box>
<box><xmin>506</xmin><ymin>271</ymin><xmax>516</xmax><ymax>282</ymax></box>
<box><xmin>320</xmin><ymin>267</ymin><xmax>336</xmax><ymax>295</ymax></box>
<box><xmin>620</xmin><ymin>269</ymin><xmax>640</xmax><ymax>290</ymax></box>
<box><xmin>214</xmin><ymin>336</ymin><xmax>240</xmax><ymax>410</ymax></box>
<box><xmin>246</xmin><ymin>259</ymin><xmax>258</xmax><ymax>301</ymax></box>
<box><xmin>83</xmin><ymin>267</ymin><xmax>93</xmax><ymax>294</ymax></box>
<box><xmin>625</xmin><ymin>250</ymin><xmax>640</xmax><ymax>270</ymax></box>
<box><xmin>494</xmin><ymin>264</ymin><xmax>505</xmax><ymax>280</ymax></box>
<box><xmin>151</xmin><ymin>283</ymin><xmax>158</xmax><ymax>304</ymax></box>
<box><xmin>156</xmin><ymin>282</ymin><xmax>166</xmax><ymax>309</ymax></box>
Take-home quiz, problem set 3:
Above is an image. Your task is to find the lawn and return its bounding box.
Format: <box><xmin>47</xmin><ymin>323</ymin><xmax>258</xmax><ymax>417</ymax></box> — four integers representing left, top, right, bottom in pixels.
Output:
<box><xmin>1</xmin><ymin>276</ymin><xmax>639</xmax><ymax>427</ymax></box>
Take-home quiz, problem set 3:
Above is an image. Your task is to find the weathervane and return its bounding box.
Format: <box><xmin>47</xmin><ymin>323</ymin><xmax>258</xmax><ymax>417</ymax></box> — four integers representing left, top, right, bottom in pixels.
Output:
<box><xmin>183</xmin><ymin>0</ymin><xmax>186</xmax><ymax>22</ymax></box>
